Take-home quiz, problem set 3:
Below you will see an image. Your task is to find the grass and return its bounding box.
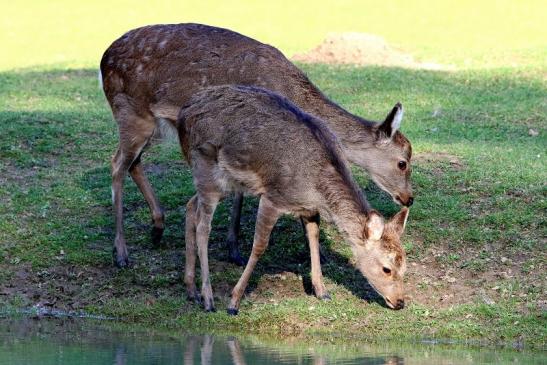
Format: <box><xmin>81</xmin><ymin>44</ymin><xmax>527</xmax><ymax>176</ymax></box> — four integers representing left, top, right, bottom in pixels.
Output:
<box><xmin>0</xmin><ymin>64</ymin><xmax>545</xmax><ymax>348</ymax></box>
<box><xmin>1</xmin><ymin>1</ymin><xmax>546</xmax><ymax>70</ymax></box>
<box><xmin>0</xmin><ymin>0</ymin><xmax>546</xmax><ymax>351</ymax></box>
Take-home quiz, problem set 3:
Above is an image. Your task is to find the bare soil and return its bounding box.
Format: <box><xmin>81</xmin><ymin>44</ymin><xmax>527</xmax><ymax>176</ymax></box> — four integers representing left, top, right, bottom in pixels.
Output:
<box><xmin>292</xmin><ymin>33</ymin><xmax>453</xmax><ymax>70</ymax></box>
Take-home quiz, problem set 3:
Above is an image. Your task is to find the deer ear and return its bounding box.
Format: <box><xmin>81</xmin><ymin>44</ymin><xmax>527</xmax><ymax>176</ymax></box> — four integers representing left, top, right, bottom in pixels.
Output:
<box><xmin>365</xmin><ymin>211</ymin><xmax>385</xmax><ymax>241</ymax></box>
<box><xmin>378</xmin><ymin>102</ymin><xmax>404</xmax><ymax>139</ymax></box>
<box><xmin>390</xmin><ymin>207</ymin><xmax>409</xmax><ymax>236</ymax></box>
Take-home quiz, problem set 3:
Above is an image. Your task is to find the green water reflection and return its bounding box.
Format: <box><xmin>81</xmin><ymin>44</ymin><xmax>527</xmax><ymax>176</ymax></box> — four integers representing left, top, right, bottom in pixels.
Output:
<box><xmin>0</xmin><ymin>318</ymin><xmax>544</xmax><ymax>364</ymax></box>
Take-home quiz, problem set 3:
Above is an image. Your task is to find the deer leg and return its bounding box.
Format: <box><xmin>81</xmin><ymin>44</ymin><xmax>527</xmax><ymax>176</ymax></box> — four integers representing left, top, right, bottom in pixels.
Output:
<box><xmin>302</xmin><ymin>214</ymin><xmax>330</xmax><ymax>300</ymax></box>
<box><xmin>226</xmin><ymin>193</ymin><xmax>246</xmax><ymax>266</ymax></box>
<box><xmin>110</xmin><ymin>100</ymin><xmax>156</xmax><ymax>268</ymax></box>
<box><xmin>184</xmin><ymin>195</ymin><xmax>199</xmax><ymax>302</ymax></box>
<box><xmin>301</xmin><ymin>216</ymin><xmax>327</xmax><ymax>265</ymax></box>
<box><xmin>128</xmin><ymin>155</ymin><xmax>165</xmax><ymax>247</ymax></box>
<box><xmin>227</xmin><ymin>197</ymin><xmax>281</xmax><ymax>315</ymax></box>
<box><xmin>195</xmin><ymin>195</ymin><xmax>220</xmax><ymax>312</ymax></box>
<box><xmin>111</xmin><ymin>145</ymin><xmax>148</xmax><ymax>268</ymax></box>
<box><xmin>111</xmin><ymin>147</ymin><xmax>130</xmax><ymax>268</ymax></box>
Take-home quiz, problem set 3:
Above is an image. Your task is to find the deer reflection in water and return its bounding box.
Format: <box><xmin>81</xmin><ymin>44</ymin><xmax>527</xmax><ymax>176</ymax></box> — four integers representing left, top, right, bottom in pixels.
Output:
<box><xmin>180</xmin><ymin>334</ymin><xmax>404</xmax><ymax>365</ymax></box>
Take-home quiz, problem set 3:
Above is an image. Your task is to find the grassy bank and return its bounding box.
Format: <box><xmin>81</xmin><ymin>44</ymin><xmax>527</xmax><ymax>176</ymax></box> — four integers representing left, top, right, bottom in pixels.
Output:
<box><xmin>0</xmin><ymin>63</ymin><xmax>545</xmax><ymax>348</ymax></box>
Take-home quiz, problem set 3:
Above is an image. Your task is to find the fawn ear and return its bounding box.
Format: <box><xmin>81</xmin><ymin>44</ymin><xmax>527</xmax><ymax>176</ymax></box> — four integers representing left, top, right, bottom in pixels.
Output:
<box><xmin>390</xmin><ymin>207</ymin><xmax>409</xmax><ymax>236</ymax></box>
<box><xmin>378</xmin><ymin>102</ymin><xmax>404</xmax><ymax>139</ymax></box>
<box><xmin>365</xmin><ymin>211</ymin><xmax>385</xmax><ymax>241</ymax></box>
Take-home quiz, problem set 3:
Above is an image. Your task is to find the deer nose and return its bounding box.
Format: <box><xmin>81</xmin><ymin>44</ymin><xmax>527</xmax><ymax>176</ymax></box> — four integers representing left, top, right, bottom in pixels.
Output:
<box><xmin>395</xmin><ymin>299</ymin><xmax>405</xmax><ymax>310</ymax></box>
<box><xmin>406</xmin><ymin>197</ymin><xmax>414</xmax><ymax>207</ymax></box>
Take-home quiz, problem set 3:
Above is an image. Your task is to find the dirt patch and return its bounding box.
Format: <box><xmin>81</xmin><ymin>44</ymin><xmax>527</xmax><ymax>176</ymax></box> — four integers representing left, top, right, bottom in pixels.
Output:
<box><xmin>413</xmin><ymin>151</ymin><xmax>464</xmax><ymax>172</ymax></box>
<box><xmin>292</xmin><ymin>33</ymin><xmax>453</xmax><ymax>70</ymax></box>
<box><xmin>250</xmin><ymin>272</ymin><xmax>307</xmax><ymax>303</ymax></box>
<box><xmin>402</xmin><ymin>235</ymin><xmax>546</xmax><ymax>311</ymax></box>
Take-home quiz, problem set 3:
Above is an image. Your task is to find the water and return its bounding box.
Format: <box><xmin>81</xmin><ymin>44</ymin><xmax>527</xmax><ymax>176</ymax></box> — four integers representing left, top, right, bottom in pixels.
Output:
<box><xmin>0</xmin><ymin>317</ymin><xmax>544</xmax><ymax>364</ymax></box>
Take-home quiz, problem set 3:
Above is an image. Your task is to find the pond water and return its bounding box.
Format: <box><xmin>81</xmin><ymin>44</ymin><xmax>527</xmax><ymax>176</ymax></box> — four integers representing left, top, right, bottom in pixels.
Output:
<box><xmin>0</xmin><ymin>317</ymin><xmax>544</xmax><ymax>364</ymax></box>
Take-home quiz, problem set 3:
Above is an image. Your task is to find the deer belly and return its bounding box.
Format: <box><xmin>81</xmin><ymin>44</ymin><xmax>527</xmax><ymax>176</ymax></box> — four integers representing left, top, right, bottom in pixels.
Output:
<box><xmin>213</xmin><ymin>165</ymin><xmax>266</xmax><ymax>196</ymax></box>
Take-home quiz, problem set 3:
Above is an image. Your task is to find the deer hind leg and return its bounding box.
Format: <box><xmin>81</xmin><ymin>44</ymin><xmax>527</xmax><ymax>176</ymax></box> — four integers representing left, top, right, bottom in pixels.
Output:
<box><xmin>184</xmin><ymin>194</ymin><xmax>199</xmax><ymax>302</ymax></box>
<box><xmin>128</xmin><ymin>154</ymin><xmax>165</xmax><ymax>246</ymax></box>
<box><xmin>227</xmin><ymin>196</ymin><xmax>281</xmax><ymax>315</ymax></box>
<box><xmin>111</xmin><ymin>145</ymin><xmax>150</xmax><ymax>268</ymax></box>
<box><xmin>226</xmin><ymin>193</ymin><xmax>246</xmax><ymax>266</ymax></box>
<box><xmin>195</xmin><ymin>194</ymin><xmax>220</xmax><ymax>312</ymax></box>
<box><xmin>110</xmin><ymin>100</ymin><xmax>156</xmax><ymax>267</ymax></box>
<box><xmin>111</xmin><ymin>146</ymin><xmax>131</xmax><ymax>268</ymax></box>
<box><xmin>302</xmin><ymin>214</ymin><xmax>329</xmax><ymax>300</ymax></box>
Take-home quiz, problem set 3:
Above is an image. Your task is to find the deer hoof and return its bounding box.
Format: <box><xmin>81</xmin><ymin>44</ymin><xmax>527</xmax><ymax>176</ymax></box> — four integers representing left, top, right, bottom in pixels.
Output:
<box><xmin>112</xmin><ymin>248</ymin><xmax>130</xmax><ymax>268</ymax></box>
<box><xmin>320</xmin><ymin>293</ymin><xmax>331</xmax><ymax>301</ymax></box>
<box><xmin>151</xmin><ymin>226</ymin><xmax>165</xmax><ymax>247</ymax></box>
<box><xmin>203</xmin><ymin>298</ymin><xmax>215</xmax><ymax>312</ymax></box>
<box><xmin>228</xmin><ymin>249</ymin><xmax>247</xmax><ymax>267</ymax></box>
<box><xmin>319</xmin><ymin>252</ymin><xmax>327</xmax><ymax>265</ymax></box>
<box><xmin>226</xmin><ymin>308</ymin><xmax>239</xmax><ymax>316</ymax></box>
<box><xmin>187</xmin><ymin>292</ymin><xmax>202</xmax><ymax>305</ymax></box>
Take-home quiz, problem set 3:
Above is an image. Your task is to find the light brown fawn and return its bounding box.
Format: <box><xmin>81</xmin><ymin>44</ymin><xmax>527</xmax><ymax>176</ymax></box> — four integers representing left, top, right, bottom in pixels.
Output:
<box><xmin>100</xmin><ymin>23</ymin><xmax>413</xmax><ymax>268</ymax></box>
<box><xmin>178</xmin><ymin>85</ymin><xmax>409</xmax><ymax>314</ymax></box>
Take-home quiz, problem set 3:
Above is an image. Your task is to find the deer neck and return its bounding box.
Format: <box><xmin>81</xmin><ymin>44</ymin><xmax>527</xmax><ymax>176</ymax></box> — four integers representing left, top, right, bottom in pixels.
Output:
<box><xmin>316</xmin><ymin>169</ymin><xmax>369</xmax><ymax>245</ymax></box>
<box><xmin>293</xmin><ymin>81</ymin><xmax>378</xmax><ymax>165</ymax></box>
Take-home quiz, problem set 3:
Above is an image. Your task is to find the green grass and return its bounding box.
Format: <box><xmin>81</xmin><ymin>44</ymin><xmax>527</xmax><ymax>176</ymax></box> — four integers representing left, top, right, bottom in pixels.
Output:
<box><xmin>1</xmin><ymin>0</ymin><xmax>546</xmax><ymax>350</ymax></box>
<box><xmin>1</xmin><ymin>1</ymin><xmax>546</xmax><ymax>70</ymax></box>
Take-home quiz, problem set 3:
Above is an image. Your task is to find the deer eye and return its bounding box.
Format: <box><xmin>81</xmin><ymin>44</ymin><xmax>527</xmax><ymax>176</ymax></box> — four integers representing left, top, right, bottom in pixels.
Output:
<box><xmin>398</xmin><ymin>161</ymin><xmax>407</xmax><ymax>170</ymax></box>
<box><xmin>382</xmin><ymin>267</ymin><xmax>392</xmax><ymax>275</ymax></box>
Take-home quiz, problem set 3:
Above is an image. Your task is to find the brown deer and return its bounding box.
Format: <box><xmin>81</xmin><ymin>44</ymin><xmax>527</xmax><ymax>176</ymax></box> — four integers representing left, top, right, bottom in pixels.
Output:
<box><xmin>178</xmin><ymin>85</ymin><xmax>409</xmax><ymax>314</ymax></box>
<box><xmin>100</xmin><ymin>23</ymin><xmax>413</xmax><ymax>268</ymax></box>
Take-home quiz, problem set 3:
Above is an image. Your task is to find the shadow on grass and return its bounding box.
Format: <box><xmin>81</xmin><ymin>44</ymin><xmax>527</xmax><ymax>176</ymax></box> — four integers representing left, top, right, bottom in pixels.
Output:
<box><xmin>78</xmin><ymin>159</ymin><xmax>389</xmax><ymax>308</ymax></box>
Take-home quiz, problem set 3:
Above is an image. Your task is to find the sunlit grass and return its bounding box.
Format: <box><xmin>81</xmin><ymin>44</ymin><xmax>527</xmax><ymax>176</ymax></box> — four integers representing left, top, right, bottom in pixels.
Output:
<box><xmin>1</xmin><ymin>0</ymin><xmax>546</xmax><ymax>70</ymax></box>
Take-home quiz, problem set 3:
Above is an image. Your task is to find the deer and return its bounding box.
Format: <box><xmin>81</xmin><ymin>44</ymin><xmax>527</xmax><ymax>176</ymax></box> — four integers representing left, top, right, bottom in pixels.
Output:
<box><xmin>100</xmin><ymin>23</ymin><xmax>413</xmax><ymax>268</ymax></box>
<box><xmin>178</xmin><ymin>85</ymin><xmax>410</xmax><ymax>314</ymax></box>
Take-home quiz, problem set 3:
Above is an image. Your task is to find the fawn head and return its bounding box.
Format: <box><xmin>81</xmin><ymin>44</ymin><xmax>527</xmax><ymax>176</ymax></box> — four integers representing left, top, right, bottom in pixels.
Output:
<box><xmin>353</xmin><ymin>208</ymin><xmax>409</xmax><ymax>309</ymax></box>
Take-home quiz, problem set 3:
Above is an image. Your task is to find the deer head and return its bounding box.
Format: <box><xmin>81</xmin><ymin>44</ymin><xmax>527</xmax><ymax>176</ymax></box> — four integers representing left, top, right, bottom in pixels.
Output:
<box><xmin>355</xmin><ymin>103</ymin><xmax>413</xmax><ymax>207</ymax></box>
<box><xmin>353</xmin><ymin>208</ymin><xmax>409</xmax><ymax>309</ymax></box>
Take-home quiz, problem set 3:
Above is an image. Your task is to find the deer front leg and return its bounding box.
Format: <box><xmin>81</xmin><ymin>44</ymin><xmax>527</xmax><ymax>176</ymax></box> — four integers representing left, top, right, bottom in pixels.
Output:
<box><xmin>227</xmin><ymin>197</ymin><xmax>281</xmax><ymax>315</ymax></box>
<box><xmin>226</xmin><ymin>193</ymin><xmax>246</xmax><ymax>266</ymax></box>
<box><xmin>302</xmin><ymin>214</ymin><xmax>330</xmax><ymax>300</ymax></box>
<box><xmin>184</xmin><ymin>195</ymin><xmax>199</xmax><ymax>302</ymax></box>
<box><xmin>195</xmin><ymin>196</ymin><xmax>219</xmax><ymax>312</ymax></box>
